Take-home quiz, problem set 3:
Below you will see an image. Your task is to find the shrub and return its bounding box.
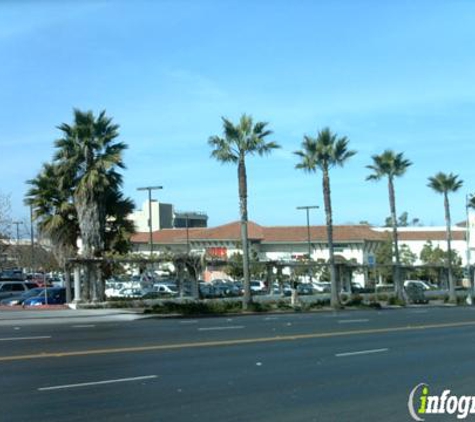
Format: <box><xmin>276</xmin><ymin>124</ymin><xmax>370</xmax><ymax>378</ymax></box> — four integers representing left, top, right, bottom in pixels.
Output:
<box><xmin>387</xmin><ymin>296</ymin><xmax>406</xmax><ymax>306</ymax></box>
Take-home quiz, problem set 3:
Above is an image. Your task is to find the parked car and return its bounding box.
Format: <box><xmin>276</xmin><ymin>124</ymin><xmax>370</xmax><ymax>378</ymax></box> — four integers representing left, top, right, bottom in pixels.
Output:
<box><xmin>312</xmin><ymin>282</ymin><xmax>331</xmax><ymax>293</ymax></box>
<box><xmin>23</xmin><ymin>288</ymin><xmax>67</xmax><ymax>306</ymax></box>
<box><xmin>405</xmin><ymin>283</ymin><xmax>429</xmax><ymax>304</ymax></box>
<box><xmin>152</xmin><ymin>283</ymin><xmax>179</xmax><ymax>296</ymax></box>
<box><xmin>0</xmin><ymin>287</ymin><xmax>45</xmax><ymax>306</ymax></box>
<box><xmin>0</xmin><ymin>269</ymin><xmax>25</xmax><ymax>281</ymax></box>
<box><xmin>297</xmin><ymin>284</ymin><xmax>315</xmax><ymax>295</ymax></box>
<box><xmin>272</xmin><ymin>282</ymin><xmax>292</xmax><ymax>296</ymax></box>
<box><xmin>105</xmin><ymin>283</ymin><xmax>125</xmax><ymax>298</ymax></box>
<box><xmin>114</xmin><ymin>288</ymin><xmax>147</xmax><ymax>298</ymax></box>
<box><xmin>0</xmin><ymin>281</ymin><xmax>39</xmax><ymax>300</ymax></box>
<box><xmin>250</xmin><ymin>280</ymin><xmax>267</xmax><ymax>294</ymax></box>
<box><xmin>199</xmin><ymin>283</ymin><xmax>216</xmax><ymax>298</ymax></box>
<box><xmin>404</xmin><ymin>280</ymin><xmax>433</xmax><ymax>291</ymax></box>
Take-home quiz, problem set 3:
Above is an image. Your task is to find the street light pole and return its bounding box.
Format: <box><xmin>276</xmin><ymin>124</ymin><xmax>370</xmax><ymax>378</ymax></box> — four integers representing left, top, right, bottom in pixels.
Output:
<box><xmin>296</xmin><ymin>206</ymin><xmax>319</xmax><ymax>259</ymax></box>
<box><xmin>30</xmin><ymin>205</ymin><xmax>35</xmax><ymax>272</ymax></box>
<box><xmin>466</xmin><ymin>194</ymin><xmax>473</xmax><ymax>302</ymax></box>
<box><xmin>12</xmin><ymin>221</ymin><xmax>23</xmax><ymax>246</ymax></box>
<box><xmin>12</xmin><ymin>221</ymin><xmax>23</xmax><ymax>269</ymax></box>
<box><xmin>137</xmin><ymin>186</ymin><xmax>163</xmax><ymax>258</ymax></box>
<box><xmin>185</xmin><ymin>214</ymin><xmax>190</xmax><ymax>255</ymax></box>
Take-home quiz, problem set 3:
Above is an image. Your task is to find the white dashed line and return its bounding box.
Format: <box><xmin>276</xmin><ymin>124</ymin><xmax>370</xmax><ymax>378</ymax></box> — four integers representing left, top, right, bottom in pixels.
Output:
<box><xmin>336</xmin><ymin>348</ymin><xmax>389</xmax><ymax>357</ymax></box>
<box><xmin>38</xmin><ymin>375</ymin><xmax>158</xmax><ymax>391</ymax></box>
<box><xmin>337</xmin><ymin>319</ymin><xmax>369</xmax><ymax>324</ymax></box>
<box><xmin>198</xmin><ymin>326</ymin><xmax>245</xmax><ymax>331</ymax></box>
<box><xmin>0</xmin><ymin>336</ymin><xmax>51</xmax><ymax>341</ymax></box>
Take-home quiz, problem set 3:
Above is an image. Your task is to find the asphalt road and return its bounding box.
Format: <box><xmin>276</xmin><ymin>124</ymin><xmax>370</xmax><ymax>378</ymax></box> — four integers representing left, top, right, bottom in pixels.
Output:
<box><xmin>1</xmin><ymin>306</ymin><xmax>475</xmax><ymax>421</ymax></box>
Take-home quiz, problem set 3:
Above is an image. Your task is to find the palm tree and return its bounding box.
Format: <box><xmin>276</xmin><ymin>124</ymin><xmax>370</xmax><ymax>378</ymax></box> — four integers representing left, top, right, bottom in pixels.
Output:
<box><xmin>428</xmin><ymin>172</ymin><xmax>463</xmax><ymax>303</ymax></box>
<box><xmin>294</xmin><ymin>127</ymin><xmax>356</xmax><ymax>308</ymax></box>
<box><xmin>25</xmin><ymin>163</ymin><xmax>79</xmax><ymax>302</ymax></box>
<box><xmin>54</xmin><ymin>109</ymin><xmax>127</xmax><ymax>301</ymax></box>
<box><xmin>208</xmin><ymin>114</ymin><xmax>280</xmax><ymax>309</ymax></box>
<box><xmin>366</xmin><ymin>150</ymin><xmax>412</xmax><ymax>302</ymax></box>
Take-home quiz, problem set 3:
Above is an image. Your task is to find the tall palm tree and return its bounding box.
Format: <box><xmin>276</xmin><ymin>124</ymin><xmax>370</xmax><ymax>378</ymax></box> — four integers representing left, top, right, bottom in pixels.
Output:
<box><xmin>294</xmin><ymin>127</ymin><xmax>356</xmax><ymax>308</ymax></box>
<box><xmin>208</xmin><ymin>114</ymin><xmax>280</xmax><ymax>309</ymax></box>
<box><xmin>366</xmin><ymin>150</ymin><xmax>412</xmax><ymax>302</ymax></box>
<box><xmin>428</xmin><ymin>172</ymin><xmax>463</xmax><ymax>304</ymax></box>
<box><xmin>54</xmin><ymin>109</ymin><xmax>127</xmax><ymax>301</ymax></box>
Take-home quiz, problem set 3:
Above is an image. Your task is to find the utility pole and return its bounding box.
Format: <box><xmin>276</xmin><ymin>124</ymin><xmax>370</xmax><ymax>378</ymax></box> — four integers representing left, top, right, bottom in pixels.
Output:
<box><xmin>12</xmin><ymin>221</ymin><xmax>23</xmax><ymax>245</ymax></box>
<box><xmin>296</xmin><ymin>205</ymin><xmax>319</xmax><ymax>286</ymax></box>
<box><xmin>137</xmin><ymin>186</ymin><xmax>163</xmax><ymax>258</ymax></box>
<box><xmin>185</xmin><ymin>214</ymin><xmax>190</xmax><ymax>255</ymax></box>
<box><xmin>296</xmin><ymin>206</ymin><xmax>319</xmax><ymax>259</ymax></box>
<box><xmin>12</xmin><ymin>221</ymin><xmax>23</xmax><ymax>269</ymax></box>
<box><xmin>466</xmin><ymin>194</ymin><xmax>473</xmax><ymax>303</ymax></box>
<box><xmin>30</xmin><ymin>205</ymin><xmax>35</xmax><ymax>272</ymax></box>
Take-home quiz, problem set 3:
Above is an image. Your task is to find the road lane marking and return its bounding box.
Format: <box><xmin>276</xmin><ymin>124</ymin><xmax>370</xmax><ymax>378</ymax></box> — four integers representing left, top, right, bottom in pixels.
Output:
<box><xmin>38</xmin><ymin>375</ymin><xmax>158</xmax><ymax>391</ymax></box>
<box><xmin>198</xmin><ymin>326</ymin><xmax>244</xmax><ymax>331</ymax></box>
<box><xmin>338</xmin><ymin>319</ymin><xmax>369</xmax><ymax>323</ymax></box>
<box><xmin>179</xmin><ymin>320</ymin><xmax>199</xmax><ymax>324</ymax></box>
<box><xmin>410</xmin><ymin>310</ymin><xmax>428</xmax><ymax>314</ymax></box>
<box><xmin>336</xmin><ymin>348</ymin><xmax>389</xmax><ymax>357</ymax></box>
<box><xmin>72</xmin><ymin>325</ymin><xmax>96</xmax><ymax>328</ymax></box>
<box><xmin>264</xmin><ymin>317</ymin><xmax>279</xmax><ymax>321</ymax></box>
<box><xmin>3</xmin><ymin>320</ymin><xmax>475</xmax><ymax>362</ymax></box>
<box><xmin>0</xmin><ymin>336</ymin><xmax>51</xmax><ymax>341</ymax></box>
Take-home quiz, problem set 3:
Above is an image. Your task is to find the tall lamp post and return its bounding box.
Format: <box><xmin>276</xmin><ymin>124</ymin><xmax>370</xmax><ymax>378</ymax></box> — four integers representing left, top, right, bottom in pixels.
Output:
<box><xmin>12</xmin><ymin>221</ymin><xmax>23</xmax><ymax>269</ymax></box>
<box><xmin>137</xmin><ymin>186</ymin><xmax>163</xmax><ymax>258</ymax></box>
<box><xmin>12</xmin><ymin>221</ymin><xmax>23</xmax><ymax>245</ymax></box>
<box><xmin>29</xmin><ymin>205</ymin><xmax>35</xmax><ymax>272</ymax></box>
<box><xmin>296</xmin><ymin>205</ymin><xmax>319</xmax><ymax>285</ymax></box>
<box><xmin>296</xmin><ymin>206</ymin><xmax>319</xmax><ymax>259</ymax></box>
<box><xmin>466</xmin><ymin>194</ymin><xmax>474</xmax><ymax>301</ymax></box>
<box><xmin>185</xmin><ymin>214</ymin><xmax>190</xmax><ymax>255</ymax></box>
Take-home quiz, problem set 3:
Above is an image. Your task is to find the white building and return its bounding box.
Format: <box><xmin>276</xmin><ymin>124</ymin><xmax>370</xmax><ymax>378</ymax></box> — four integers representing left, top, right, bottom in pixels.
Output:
<box><xmin>128</xmin><ymin>200</ymin><xmax>208</xmax><ymax>232</ymax></box>
<box><xmin>374</xmin><ymin>225</ymin><xmax>468</xmax><ymax>265</ymax></box>
<box><xmin>131</xmin><ymin>215</ymin><xmax>475</xmax><ymax>284</ymax></box>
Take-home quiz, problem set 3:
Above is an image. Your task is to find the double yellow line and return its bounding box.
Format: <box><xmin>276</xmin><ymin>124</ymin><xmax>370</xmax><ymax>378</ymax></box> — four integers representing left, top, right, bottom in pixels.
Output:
<box><xmin>1</xmin><ymin>319</ymin><xmax>475</xmax><ymax>362</ymax></box>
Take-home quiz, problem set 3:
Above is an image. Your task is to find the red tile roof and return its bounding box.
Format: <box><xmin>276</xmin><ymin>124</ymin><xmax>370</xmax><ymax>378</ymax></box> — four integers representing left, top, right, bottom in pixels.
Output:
<box><xmin>262</xmin><ymin>225</ymin><xmax>386</xmax><ymax>243</ymax></box>
<box><xmin>398</xmin><ymin>230</ymin><xmax>465</xmax><ymax>241</ymax></box>
<box><xmin>131</xmin><ymin>221</ymin><xmax>387</xmax><ymax>244</ymax></box>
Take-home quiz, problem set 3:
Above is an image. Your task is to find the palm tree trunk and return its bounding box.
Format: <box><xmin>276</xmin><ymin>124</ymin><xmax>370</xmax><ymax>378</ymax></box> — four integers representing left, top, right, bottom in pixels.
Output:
<box><xmin>238</xmin><ymin>157</ymin><xmax>251</xmax><ymax>310</ymax></box>
<box><xmin>75</xmin><ymin>193</ymin><xmax>104</xmax><ymax>302</ymax></box>
<box><xmin>445</xmin><ymin>193</ymin><xmax>456</xmax><ymax>303</ymax></box>
<box><xmin>388</xmin><ymin>178</ymin><xmax>404</xmax><ymax>302</ymax></box>
<box><xmin>64</xmin><ymin>263</ymin><xmax>72</xmax><ymax>303</ymax></box>
<box><xmin>322</xmin><ymin>167</ymin><xmax>339</xmax><ymax>308</ymax></box>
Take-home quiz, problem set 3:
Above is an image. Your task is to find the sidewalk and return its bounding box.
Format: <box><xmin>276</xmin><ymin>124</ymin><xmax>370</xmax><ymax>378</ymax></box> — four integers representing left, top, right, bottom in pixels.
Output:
<box><xmin>0</xmin><ymin>306</ymin><xmax>147</xmax><ymax>326</ymax></box>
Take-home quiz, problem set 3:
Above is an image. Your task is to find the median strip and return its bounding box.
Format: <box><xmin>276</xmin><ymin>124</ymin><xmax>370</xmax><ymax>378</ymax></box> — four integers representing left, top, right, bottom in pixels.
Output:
<box><xmin>1</xmin><ymin>320</ymin><xmax>475</xmax><ymax>362</ymax></box>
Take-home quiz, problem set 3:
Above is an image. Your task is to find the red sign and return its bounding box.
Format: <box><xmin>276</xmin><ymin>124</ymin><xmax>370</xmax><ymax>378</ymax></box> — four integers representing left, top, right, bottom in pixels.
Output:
<box><xmin>206</xmin><ymin>247</ymin><xmax>227</xmax><ymax>258</ymax></box>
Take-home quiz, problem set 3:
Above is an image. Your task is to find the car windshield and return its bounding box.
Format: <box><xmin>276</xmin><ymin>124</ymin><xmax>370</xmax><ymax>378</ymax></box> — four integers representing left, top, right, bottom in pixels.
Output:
<box><xmin>23</xmin><ymin>288</ymin><xmax>45</xmax><ymax>298</ymax></box>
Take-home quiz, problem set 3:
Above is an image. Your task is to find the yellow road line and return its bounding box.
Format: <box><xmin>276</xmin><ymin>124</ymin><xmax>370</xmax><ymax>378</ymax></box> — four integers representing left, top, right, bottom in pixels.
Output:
<box><xmin>1</xmin><ymin>319</ymin><xmax>475</xmax><ymax>362</ymax></box>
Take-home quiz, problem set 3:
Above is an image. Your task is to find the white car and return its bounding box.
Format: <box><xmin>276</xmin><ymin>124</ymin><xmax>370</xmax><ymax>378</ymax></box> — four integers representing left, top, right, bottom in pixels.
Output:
<box><xmin>312</xmin><ymin>282</ymin><xmax>331</xmax><ymax>293</ymax></box>
<box><xmin>153</xmin><ymin>283</ymin><xmax>178</xmax><ymax>296</ymax></box>
<box><xmin>250</xmin><ymin>280</ymin><xmax>267</xmax><ymax>293</ymax></box>
<box><xmin>115</xmin><ymin>288</ymin><xmax>145</xmax><ymax>298</ymax></box>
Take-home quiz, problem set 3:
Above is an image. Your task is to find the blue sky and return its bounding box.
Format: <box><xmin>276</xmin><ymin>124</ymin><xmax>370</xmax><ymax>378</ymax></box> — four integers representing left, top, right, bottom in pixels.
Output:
<box><xmin>1</xmin><ymin>0</ymin><xmax>475</xmax><ymax>233</ymax></box>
